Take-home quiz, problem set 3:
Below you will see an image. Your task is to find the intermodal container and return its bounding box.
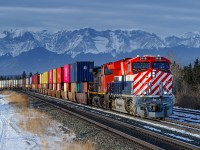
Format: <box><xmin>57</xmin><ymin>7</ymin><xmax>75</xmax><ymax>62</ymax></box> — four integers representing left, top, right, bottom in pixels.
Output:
<box><xmin>53</xmin><ymin>69</ymin><xmax>57</xmax><ymax>84</ymax></box>
<box><xmin>44</xmin><ymin>72</ymin><xmax>49</xmax><ymax>84</ymax></box>
<box><xmin>63</xmin><ymin>64</ymin><xmax>70</xmax><ymax>83</ymax></box>
<box><xmin>57</xmin><ymin>67</ymin><xmax>63</xmax><ymax>83</ymax></box>
<box><xmin>30</xmin><ymin>77</ymin><xmax>32</xmax><ymax>84</ymax></box>
<box><xmin>26</xmin><ymin>77</ymin><xmax>30</xmax><ymax>85</ymax></box>
<box><xmin>33</xmin><ymin>74</ymin><xmax>39</xmax><ymax>84</ymax></box>
<box><xmin>70</xmin><ymin>61</ymin><xmax>94</xmax><ymax>82</ymax></box>
<box><xmin>74</xmin><ymin>83</ymin><xmax>81</xmax><ymax>92</ymax></box>
<box><xmin>49</xmin><ymin>84</ymin><xmax>52</xmax><ymax>90</ymax></box>
<box><xmin>53</xmin><ymin>83</ymin><xmax>57</xmax><ymax>90</ymax></box>
<box><xmin>57</xmin><ymin>83</ymin><xmax>61</xmax><ymax>91</ymax></box>
<box><xmin>80</xmin><ymin>82</ymin><xmax>88</xmax><ymax>93</ymax></box>
<box><xmin>64</xmin><ymin>83</ymin><xmax>70</xmax><ymax>92</ymax></box>
<box><xmin>49</xmin><ymin>70</ymin><xmax>53</xmax><ymax>84</ymax></box>
<box><xmin>22</xmin><ymin>78</ymin><xmax>26</xmax><ymax>86</ymax></box>
<box><xmin>71</xmin><ymin>83</ymin><xmax>75</xmax><ymax>92</ymax></box>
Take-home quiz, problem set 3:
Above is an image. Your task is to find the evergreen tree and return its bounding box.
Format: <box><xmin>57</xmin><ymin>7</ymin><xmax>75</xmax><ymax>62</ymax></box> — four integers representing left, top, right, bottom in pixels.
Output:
<box><xmin>193</xmin><ymin>58</ymin><xmax>200</xmax><ymax>84</ymax></box>
<box><xmin>22</xmin><ymin>71</ymin><xmax>26</xmax><ymax>79</ymax></box>
<box><xmin>29</xmin><ymin>72</ymin><xmax>33</xmax><ymax>77</ymax></box>
<box><xmin>183</xmin><ymin>64</ymin><xmax>193</xmax><ymax>85</ymax></box>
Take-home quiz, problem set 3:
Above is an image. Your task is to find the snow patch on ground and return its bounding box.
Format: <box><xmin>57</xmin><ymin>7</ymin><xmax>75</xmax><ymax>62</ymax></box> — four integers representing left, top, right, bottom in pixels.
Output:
<box><xmin>0</xmin><ymin>94</ymin><xmax>77</xmax><ymax>150</ymax></box>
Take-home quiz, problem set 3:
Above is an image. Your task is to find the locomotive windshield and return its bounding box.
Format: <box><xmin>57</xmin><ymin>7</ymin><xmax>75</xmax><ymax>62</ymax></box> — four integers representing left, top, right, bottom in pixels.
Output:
<box><xmin>132</xmin><ymin>62</ymin><xmax>150</xmax><ymax>69</ymax></box>
<box><xmin>152</xmin><ymin>62</ymin><xmax>169</xmax><ymax>69</ymax></box>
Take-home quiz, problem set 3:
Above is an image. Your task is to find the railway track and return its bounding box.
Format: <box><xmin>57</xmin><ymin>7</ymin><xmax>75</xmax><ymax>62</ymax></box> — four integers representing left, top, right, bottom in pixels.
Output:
<box><xmin>168</xmin><ymin>107</ymin><xmax>200</xmax><ymax>127</ymax></box>
<box><xmin>173</xmin><ymin>108</ymin><xmax>200</xmax><ymax>116</ymax></box>
<box><xmin>22</xmin><ymin>90</ymin><xmax>200</xmax><ymax>150</ymax></box>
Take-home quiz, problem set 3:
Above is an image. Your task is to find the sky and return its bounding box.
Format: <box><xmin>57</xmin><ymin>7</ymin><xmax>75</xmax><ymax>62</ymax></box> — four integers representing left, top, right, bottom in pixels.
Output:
<box><xmin>0</xmin><ymin>0</ymin><xmax>200</xmax><ymax>37</ymax></box>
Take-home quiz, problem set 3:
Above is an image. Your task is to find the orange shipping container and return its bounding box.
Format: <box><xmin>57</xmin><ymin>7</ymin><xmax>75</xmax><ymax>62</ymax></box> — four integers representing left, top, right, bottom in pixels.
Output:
<box><xmin>83</xmin><ymin>82</ymin><xmax>88</xmax><ymax>93</ymax></box>
<box><xmin>71</xmin><ymin>83</ymin><xmax>75</xmax><ymax>92</ymax></box>
<box><xmin>57</xmin><ymin>67</ymin><xmax>63</xmax><ymax>83</ymax></box>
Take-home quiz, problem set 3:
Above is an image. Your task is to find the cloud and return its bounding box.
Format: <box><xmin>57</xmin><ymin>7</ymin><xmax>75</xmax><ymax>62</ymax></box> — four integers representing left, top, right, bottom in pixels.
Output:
<box><xmin>0</xmin><ymin>6</ymin><xmax>80</xmax><ymax>13</ymax></box>
<box><xmin>0</xmin><ymin>0</ymin><xmax>200</xmax><ymax>37</ymax></box>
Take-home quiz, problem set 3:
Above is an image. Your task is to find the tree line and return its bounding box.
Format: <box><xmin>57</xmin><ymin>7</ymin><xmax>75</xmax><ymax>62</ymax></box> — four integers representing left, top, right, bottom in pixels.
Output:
<box><xmin>171</xmin><ymin>58</ymin><xmax>200</xmax><ymax>109</ymax></box>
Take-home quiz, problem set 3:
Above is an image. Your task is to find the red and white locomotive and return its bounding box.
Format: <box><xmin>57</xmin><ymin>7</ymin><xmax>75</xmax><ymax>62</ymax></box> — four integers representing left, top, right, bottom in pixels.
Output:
<box><xmin>90</xmin><ymin>55</ymin><xmax>174</xmax><ymax>119</ymax></box>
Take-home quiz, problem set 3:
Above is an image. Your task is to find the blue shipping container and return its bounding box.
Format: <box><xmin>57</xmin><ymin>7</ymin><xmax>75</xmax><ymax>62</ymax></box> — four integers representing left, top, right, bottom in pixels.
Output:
<box><xmin>70</xmin><ymin>61</ymin><xmax>94</xmax><ymax>82</ymax></box>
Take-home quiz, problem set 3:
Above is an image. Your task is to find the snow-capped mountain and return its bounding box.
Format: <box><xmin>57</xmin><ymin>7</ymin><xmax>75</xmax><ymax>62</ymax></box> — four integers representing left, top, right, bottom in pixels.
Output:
<box><xmin>0</xmin><ymin>28</ymin><xmax>200</xmax><ymax>75</ymax></box>
<box><xmin>0</xmin><ymin>28</ymin><xmax>167</xmax><ymax>57</ymax></box>
<box><xmin>165</xmin><ymin>31</ymin><xmax>200</xmax><ymax>48</ymax></box>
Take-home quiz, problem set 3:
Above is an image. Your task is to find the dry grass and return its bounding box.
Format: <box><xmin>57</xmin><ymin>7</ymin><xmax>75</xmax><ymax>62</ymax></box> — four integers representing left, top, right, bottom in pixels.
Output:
<box><xmin>2</xmin><ymin>91</ymin><xmax>29</xmax><ymax>106</ymax></box>
<box><xmin>1</xmin><ymin>91</ymin><xmax>96</xmax><ymax>150</ymax></box>
<box><xmin>18</xmin><ymin>108</ymin><xmax>96</xmax><ymax>150</ymax></box>
<box><xmin>18</xmin><ymin>109</ymin><xmax>55</xmax><ymax>136</ymax></box>
<box><xmin>41</xmin><ymin>138</ymin><xmax>96</xmax><ymax>150</ymax></box>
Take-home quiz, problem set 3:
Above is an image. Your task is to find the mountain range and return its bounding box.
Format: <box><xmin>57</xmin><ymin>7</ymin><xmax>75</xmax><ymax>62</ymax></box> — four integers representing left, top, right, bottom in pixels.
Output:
<box><xmin>0</xmin><ymin>28</ymin><xmax>200</xmax><ymax>75</ymax></box>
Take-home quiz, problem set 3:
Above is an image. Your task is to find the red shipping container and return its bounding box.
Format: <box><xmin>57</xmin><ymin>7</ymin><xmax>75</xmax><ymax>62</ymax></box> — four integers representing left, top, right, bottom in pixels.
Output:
<box><xmin>57</xmin><ymin>67</ymin><xmax>63</xmax><ymax>83</ymax></box>
<box><xmin>31</xmin><ymin>76</ymin><xmax>34</xmax><ymax>84</ymax></box>
<box><xmin>33</xmin><ymin>74</ymin><xmax>39</xmax><ymax>84</ymax></box>
<box><xmin>49</xmin><ymin>70</ymin><xmax>53</xmax><ymax>84</ymax></box>
<box><xmin>63</xmin><ymin>64</ymin><xmax>70</xmax><ymax>83</ymax></box>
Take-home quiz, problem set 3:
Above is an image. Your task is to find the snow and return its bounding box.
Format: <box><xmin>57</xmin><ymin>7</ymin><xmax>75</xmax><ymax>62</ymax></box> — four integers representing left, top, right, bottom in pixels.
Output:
<box><xmin>94</xmin><ymin>36</ymin><xmax>109</xmax><ymax>53</ymax></box>
<box><xmin>165</xmin><ymin>133</ymin><xmax>193</xmax><ymax>142</ymax></box>
<box><xmin>2</xmin><ymin>28</ymin><xmax>200</xmax><ymax>58</ymax></box>
<box><xmin>0</xmin><ymin>32</ymin><xmax>6</xmax><ymax>38</ymax></box>
<box><xmin>174</xmin><ymin>106</ymin><xmax>200</xmax><ymax>113</ymax></box>
<box><xmin>0</xmin><ymin>94</ymin><xmax>77</xmax><ymax>150</ymax></box>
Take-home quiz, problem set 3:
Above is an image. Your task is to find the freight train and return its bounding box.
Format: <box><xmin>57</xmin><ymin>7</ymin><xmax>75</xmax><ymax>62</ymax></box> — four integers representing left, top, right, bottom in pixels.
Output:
<box><xmin>0</xmin><ymin>55</ymin><xmax>174</xmax><ymax>119</ymax></box>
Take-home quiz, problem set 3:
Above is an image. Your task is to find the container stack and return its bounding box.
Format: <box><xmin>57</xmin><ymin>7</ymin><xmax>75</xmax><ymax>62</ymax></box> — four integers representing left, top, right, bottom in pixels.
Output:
<box><xmin>32</xmin><ymin>74</ymin><xmax>39</xmax><ymax>90</ymax></box>
<box><xmin>52</xmin><ymin>69</ymin><xmax>57</xmax><ymax>97</ymax></box>
<box><xmin>70</xmin><ymin>62</ymin><xmax>93</xmax><ymax>93</ymax></box>
<box><xmin>69</xmin><ymin>61</ymin><xmax>94</xmax><ymax>103</ymax></box>
<box><xmin>56</xmin><ymin>67</ymin><xmax>63</xmax><ymax>98</ymax></box>
<box><xmin>26</xmin><ymin>77</ymin><xmax>30</xmax><ymax>89</ymax></box>
<box><xmin>39</xmin><ymin>74</ymin><xmax>43</xmax><ymax>92</ymax></box>
<box><xmin>43</xmin><ymin>72</ymin><xmax>49</xmax><ymax>95</ymax></box>
<box><xmin>61</xmin><ymin>64</ymin><xmax>70</xmax><ymax>99</ymax></box>
<box><xmin>22</xmin><ymin>78</ymin><xmax>26</xmax><ymax>89</ymax></box>
<box><xmin>0</xmin><ymin>80</ymin><xmax>2</xmax><ymax>89</ymax></box>
<box><xmin>48</xmin><ymin>70</ymin><xmax>53</xmax><ymax>95</ymax></box>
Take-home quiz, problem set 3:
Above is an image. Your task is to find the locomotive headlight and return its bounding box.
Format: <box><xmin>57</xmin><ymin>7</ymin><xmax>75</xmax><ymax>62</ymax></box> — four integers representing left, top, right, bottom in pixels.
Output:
<box><xmin>163</xmin><ymin>91</ymin><xmax>168</xmax><ymax>95</ymax></box>
<box><xmin>152</xmin><ymin>71</ymin><xmax>156</xmax><ymax>78</ymax></box>
<box><xmin>143</xmin><ymin>91</ymin><xmax>147</xmax><ymax>95</ymax></box>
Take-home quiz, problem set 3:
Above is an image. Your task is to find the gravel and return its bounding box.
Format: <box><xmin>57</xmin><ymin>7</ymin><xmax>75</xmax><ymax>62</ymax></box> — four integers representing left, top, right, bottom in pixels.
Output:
<box><xmin>28</xmin><ymin>97</ymin><xmax>143</xmax><ymax>150</ymax></box>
